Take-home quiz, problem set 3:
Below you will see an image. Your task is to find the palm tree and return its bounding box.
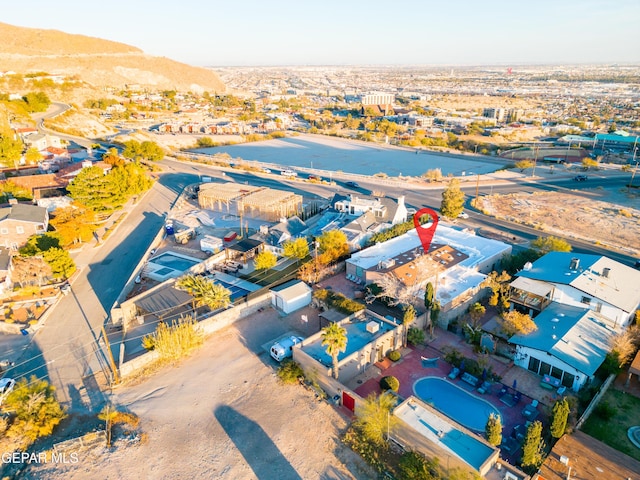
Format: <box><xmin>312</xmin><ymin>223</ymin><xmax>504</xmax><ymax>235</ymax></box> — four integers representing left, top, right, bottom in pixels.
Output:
<box><xmin>175</xmin><ymin>274</ymin><xmax>232</xmax><ymax>316</ymax></box>
<box><xmin>321</xmin><ymin>322</ymin><xmax>347</xmax><ymax>379</ymax></box>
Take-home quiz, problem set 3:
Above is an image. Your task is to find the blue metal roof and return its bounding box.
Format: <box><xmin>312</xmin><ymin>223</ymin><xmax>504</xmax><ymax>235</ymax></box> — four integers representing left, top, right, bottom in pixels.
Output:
<box><xmin>517</xmin><ymin>252</ymin><xmax>600</xmax><ymax>285</ymax></box>
<box><xmin>510</xmin><ymin>303</ymin><xmax>616</xmax><ymax>376</ymax></box>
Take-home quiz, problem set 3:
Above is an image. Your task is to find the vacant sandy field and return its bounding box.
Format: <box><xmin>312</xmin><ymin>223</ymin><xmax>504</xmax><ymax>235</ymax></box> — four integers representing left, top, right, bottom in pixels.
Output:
<box><xmin>476</xmin><ymin>187</ymin><xmax>640</xmax><ymax>255</ymax></box>
<box><xmin>20</xmin><ymin>310</ymin><xmax>373</xmax><ymax>480</ymax></box>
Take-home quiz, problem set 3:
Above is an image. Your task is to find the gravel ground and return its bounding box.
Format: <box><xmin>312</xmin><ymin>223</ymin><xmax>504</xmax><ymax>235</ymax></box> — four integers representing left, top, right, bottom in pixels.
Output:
<box><xmin>20</xmin><ymin>310</ymin><xmax>373</xmax><ymax>480</ymax></box>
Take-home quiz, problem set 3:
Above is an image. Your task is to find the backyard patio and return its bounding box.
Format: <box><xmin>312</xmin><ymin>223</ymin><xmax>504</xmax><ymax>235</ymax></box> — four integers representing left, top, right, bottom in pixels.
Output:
<box><xmin>348</xmin><ymin>325</ymin><xmax>568</xmax><ymax>464</ymax></box>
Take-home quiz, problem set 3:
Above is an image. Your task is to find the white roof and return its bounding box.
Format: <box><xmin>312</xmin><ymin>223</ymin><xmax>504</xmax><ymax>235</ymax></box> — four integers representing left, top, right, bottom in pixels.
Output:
<box><xmin>271</xmin><ymin>280</ymin><xmax>312</xmax><ymax>302</ymax></box>
<box><xmin>348</xmin><ymin>225</ymin><xmax>510</xmax><ymax>272</ymax></box>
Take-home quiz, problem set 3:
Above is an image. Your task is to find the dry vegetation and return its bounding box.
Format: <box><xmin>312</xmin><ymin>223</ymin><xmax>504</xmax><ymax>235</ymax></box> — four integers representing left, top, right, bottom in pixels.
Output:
<box><xmin>476</xmin><ymin>189</ymin><xmax>640</xmax><ymax>255</ymax></box>
<box><xmin>0</xmin><ymin>22</ymin><xmax>225</xmax><ymax>93</ymax></box>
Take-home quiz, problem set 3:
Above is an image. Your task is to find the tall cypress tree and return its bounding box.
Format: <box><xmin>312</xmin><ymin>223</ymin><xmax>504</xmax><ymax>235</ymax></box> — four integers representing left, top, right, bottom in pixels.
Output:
<box><xmin>550</xmin><ymin>397</ymin><xmax>570</xmax><ymax>439</ymax></box>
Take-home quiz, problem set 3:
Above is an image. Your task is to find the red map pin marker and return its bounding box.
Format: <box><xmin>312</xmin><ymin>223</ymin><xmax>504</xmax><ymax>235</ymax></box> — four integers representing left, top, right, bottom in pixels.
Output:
<box><xmin>413</xmin><ymin>208</ymin><xmax>439</xmax><ymax>252</ymax></box>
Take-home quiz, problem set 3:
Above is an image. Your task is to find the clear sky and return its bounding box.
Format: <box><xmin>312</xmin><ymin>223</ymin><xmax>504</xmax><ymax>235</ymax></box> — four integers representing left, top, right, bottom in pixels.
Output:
<box><xmin>3</xmin><ymin>0</ymin><xmax>639</xmax><ymax>67</ymax></box>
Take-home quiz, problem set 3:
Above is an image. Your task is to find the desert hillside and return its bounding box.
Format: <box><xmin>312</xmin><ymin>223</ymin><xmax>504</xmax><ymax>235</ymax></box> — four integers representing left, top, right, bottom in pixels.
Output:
<box><xmin>0</xmin><ymin>23</ymin><xmax>226</xmax><ymax>93</ymax></box>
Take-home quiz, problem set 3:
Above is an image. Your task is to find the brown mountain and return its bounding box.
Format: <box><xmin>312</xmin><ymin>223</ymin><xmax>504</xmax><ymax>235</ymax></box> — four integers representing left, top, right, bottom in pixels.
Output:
<box><xmin>0</xmin><ymin>23</ymin><xmax>226</xmax><ymax>93</ymax></box>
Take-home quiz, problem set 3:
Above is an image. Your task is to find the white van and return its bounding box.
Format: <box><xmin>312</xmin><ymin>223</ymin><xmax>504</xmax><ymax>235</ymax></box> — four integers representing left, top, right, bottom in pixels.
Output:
<box><xmin>281</xmin><ymin>169</ymin><xmax>297</xmax><ymax>178</ymax></box>
<box><xmin>270</xmin><ymin>336</ymin><xmax>303</xmax><ymax>362</ymax></box>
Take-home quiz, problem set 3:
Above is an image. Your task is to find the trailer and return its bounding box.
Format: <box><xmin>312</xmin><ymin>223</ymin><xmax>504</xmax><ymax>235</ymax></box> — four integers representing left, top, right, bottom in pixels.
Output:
<box><xmin>200</xmin><ymin>235</ymin><xmax>223</xmax><ymax>254</ymax></box>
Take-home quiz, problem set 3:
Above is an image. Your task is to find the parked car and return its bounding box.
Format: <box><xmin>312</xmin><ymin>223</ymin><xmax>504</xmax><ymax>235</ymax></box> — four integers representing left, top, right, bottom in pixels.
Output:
<box><xmin>458</xmin><ymin>212</ymin><xmax>469</xmax><ymax>219</ymax></box>
<box><xmin>262</xmin><ymin>167</ymin><xmax>272</xmax><ymax>174</ymax></box>
<box><xmin>281</xmin><ymin>169</ymin><xmax>297</xmax><ymax>177</ymax></box>
<box><xmin>308</xmin><ymin>174</ymin><xmax>323</xmax><ymax>182</ymax></box>
<box><xmin>345</xmin><ymin>181</ymin><xmax>359</xmax><ymax>188</ymax></box>
<box><xmin>0</xmin><ymin>378</ymin><xmax>16</xmax><ymax>405</ymax></box>
<box><xmin>573</xmin><ymin>175</ymin><xmax>588</xmax><ymax>182</ymax></box>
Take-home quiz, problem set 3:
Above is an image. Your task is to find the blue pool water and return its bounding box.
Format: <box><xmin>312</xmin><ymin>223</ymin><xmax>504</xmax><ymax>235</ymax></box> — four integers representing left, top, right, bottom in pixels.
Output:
<box><xmin>152</xmin><ymin>252</ymin><xmax>199</xmax><ymax>272</ymax></box>
<box><xmin>413</xmin><ymin>377</ymin><xmax>500</xmax><ymax>432</ymax></box>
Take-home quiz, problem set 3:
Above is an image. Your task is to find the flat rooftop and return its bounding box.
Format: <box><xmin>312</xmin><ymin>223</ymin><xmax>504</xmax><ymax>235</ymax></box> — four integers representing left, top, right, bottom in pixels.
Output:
<box><xmin>302</xmin><ymin>315</ymin><xmax>396</xmax><ymax>367</ymax></box>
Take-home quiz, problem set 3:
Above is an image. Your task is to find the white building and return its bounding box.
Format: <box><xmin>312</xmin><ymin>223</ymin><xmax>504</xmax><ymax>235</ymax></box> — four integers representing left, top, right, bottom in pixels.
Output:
<box><xmin>510</xmin><ymin>303</ymin><xmax>619</xmax><ymax>391</ymax></box>
<box><xmin>271</xmin><ymin>280</ymin><xmax>312</xmax><ymax>314</ymax></box>
<box><xmin>511</xmin><ymin>252</ymin><xmax>640</xmax><ymax>328</ymax></box>
<box><xmin>346</xmin><ymin>226</ymin><xmax>511</xmax><ymax>322</ymax></box>
<box><xmin>360</xmin><ymin>92</ymin><xmax>394</xmax><ymax>106</ymax></box>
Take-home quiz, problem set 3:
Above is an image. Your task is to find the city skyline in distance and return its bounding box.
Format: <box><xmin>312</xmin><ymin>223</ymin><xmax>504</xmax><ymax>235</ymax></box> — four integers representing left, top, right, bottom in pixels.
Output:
<box><xmin>2</xmin><ymin>0</ymin><xmax>639</xmax><ymax>67</ymax></box>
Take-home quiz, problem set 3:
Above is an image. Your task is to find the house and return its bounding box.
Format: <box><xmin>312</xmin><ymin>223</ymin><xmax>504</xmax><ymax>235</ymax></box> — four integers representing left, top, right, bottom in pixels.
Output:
<box><xmin>509</xmin><ymin>303</ymin><xmax>619</xmax><ymax>391</ymax></box>
<box><xmin>346</xmin><ymin>225</ymin><xmax>511</xmax><ymax>324</ymax></box>
<box><xmin>0</xmin><ymin>248</ymin><xmax>12</xmax><ymax>294</ymax></box>
<box><xmin>9</xmin><ymin>173</ymin><xmax>68</xmax><ymax>200</ymax></box>
<box><xmin>510</xmin><ymin>252</ymin><xmax>640</xmax><ymax>328</ymax></box>
<box><xmin>271</xmin><ymin>280</ymin><xmax>312</xmax><ymax>314</ymax></box>
<box><xmin>333</xmin><ymin>193</ymin><xmax>408</xmax><ymax>226</ymax></box>
<box><xmin>534</xmin><ymin>430</ymin><xmax>640</xmax><ymax>480</ymax></box>
<box><xmin>254</xmin><ymin>217</ymin><xmax>307</xmax><ymax>254</ymax></box>
<box><xmin>0</xmin><ymin>204</ymin><xmax>49</xmax><ymax>249</ymax></box>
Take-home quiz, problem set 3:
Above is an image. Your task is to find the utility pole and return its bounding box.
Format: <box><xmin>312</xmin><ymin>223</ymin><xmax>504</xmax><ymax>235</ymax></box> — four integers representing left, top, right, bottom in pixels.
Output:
<box><xmin>474</xmin><ymin>174</ymin><xmax>480</xmax><ymax>207</ymax></box>
<box><xmin>101</xmin><ymin>325</ymin><xmax>120</xmax><ymax>385</ymax></box>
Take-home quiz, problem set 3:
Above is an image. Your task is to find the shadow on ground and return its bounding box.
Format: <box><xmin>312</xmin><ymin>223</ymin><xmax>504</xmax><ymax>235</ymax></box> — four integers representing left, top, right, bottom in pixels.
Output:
<box><xmin>214</xmin><ymin>404</ymin><xmax>301</xmax><ymax>480</ymax></box>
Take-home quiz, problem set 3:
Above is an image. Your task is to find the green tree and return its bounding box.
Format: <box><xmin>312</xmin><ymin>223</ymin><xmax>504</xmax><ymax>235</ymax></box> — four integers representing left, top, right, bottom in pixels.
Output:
<box><xmin>42</xmin><ymin>248</ymin><xmax>76</xmax><ymax>280</ymax></box>
<box><xmin>22</xmin><ymin>91</ymin><xmax>51</xmax><ymax>113</ymax></box>
<box><xmin>2</xmin><ymin>376</ymin><xmax>66</xmax><ymax>449</ymax></box>
<box><xmin>402</xmin><ymin>304</ymin><xmax>416</xmax><ymax>347</ymax></box>
<box><xmin>24</xmin><ymin>147</ymin><xmax>43</xmax><ymax>165</ymax></box>
<box><xmin>550</xmin><ymin>397</ymin><xmax>570</xmax><ymax>439</ymax></box>
<box><xmin>354</xmin><ymin>392</ymin><xmax>398</xmax><ymax>445</ymax></box>
<box><xmin>531</xmin><ymin>236</ymin><xmax>572</xmax><ymax>253</ymax></box>
<box><xmin>175</xmin><ymin>274</ymin><xmax>232</xmax><ymax>314</ymax></box>
<box><xmin>440</xmin><ymin>178</ymin><xmax>465</xmax><ymax>219</ymax></box>
<box><xmin>515</xmin><ymin>159</ymin><xmax>535</xmax><ymax>172</ymax></box>
<box><xmin>0</xmin><ymin>134</ymin><xmax>23</xmax><ymax>168</ymax></box>
<box><xmin>102</xmin><ymin>147</ymin><xmax>124</xmax><ymax>167</ymax></box>
<box><xmin>482</xmin><ymin>270</ymin><xmax>512</xmax><ymax>311</ymax></box>
<box><xmin>581</xmin><ymin>157</ymin><xmax>599</xmax><ymax>170</ymax></box>
<box><xmin>317</xmin><ymin>230</ymin><xmax>349</xmax><ymax>264</ymax></box>
<box><xmin>110</xmin><ymin>162</ymin><xmax>154</xmax><ymax>197</ymax></box>
<box><xmin>485</xmin><ymin>412</ymin><xmax>502</xmax><ymax>446</ymax></box>
<box><xmin>397</xmin><ymin>450</ymin><xmax>437</xmax><ymax>480</ymax></box>
<box><xmin>502</xmin><ymin>310</ymin><xmax>537</xmax><ymax>337</ymax></box>
<box><xmin>98</xmin><ymin>404</ymin><xmax>119</xmax><ymax>447</ymax></box>
<box><xmin>254</xmin><ymin>250</ymin><xmax>277</xmax><ymax>271</ymax></box>
<box><xmin>469</xmin><ymin>302</ymin><xmax>486</xmax><ymax>326</ymax></box>
<box><xmin>197</xmin><ymin>137</ymin><xmax>215</xmax><ymax>147</ymax></box>
<box><xmin>282</xmin><ymin>238</ymin><xmax>309</xmax><ymax>264</ymax></box>
<box><xmin>19</xmin><ymin>232</ymin><xmax>62</xmax><ymax>256</ymax></box>
<box><xmin>424</xmin><ymin>282</ymin><xmax>435</xmax><ymax>311</ymax></box>
<box><xmin>321</xmin><ymin>322</ymin><xmax>347</xmax><ymax>379</ymax></box>
<box><xmin>123</xmin><ymin>140</ymin><xmax>164</xmax><ymax>161</ymax></box>
<box><xmin>67</xmin><ymin>166</ymin><xmax>124</xmax><ymax>212</ymax></box>
<box><xmin>50</xmin><ymin>204</ymin><xmax>98</xmax><ymax>246</ymax></box>
<box><xmin>344</xmin><ymin>114</ymin><xmax>359</xmax><ymax>129</ymax></box>
<box><xmin>521</xmin><ymin>420</ymin><xmax>545</xmax><ymax>470</ymax></box>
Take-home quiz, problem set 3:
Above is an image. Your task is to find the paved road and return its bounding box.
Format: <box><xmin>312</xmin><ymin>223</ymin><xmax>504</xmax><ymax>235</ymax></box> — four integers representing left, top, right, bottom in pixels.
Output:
<box><xmin>3</xmin><ymin>149</ymin><xmax>635</xmax><ymax>410</ymax></box>
<box><xmin>5</xmin><ymin>169</ymin><xmax>198</xmax><ymax>411</ymax></box>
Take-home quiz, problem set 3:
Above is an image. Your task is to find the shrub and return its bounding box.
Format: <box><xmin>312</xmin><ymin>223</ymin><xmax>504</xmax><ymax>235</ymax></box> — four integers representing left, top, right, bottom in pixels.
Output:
<box><xmin>593</xmin><ymin>401</ymin><xmax>616</xmax><ymax>420</ymax></box>
<box><xmin>141</xmin><ymin>334</ymin><xmax>156</xmax><ymax>351</ymax></box>
<box><xmin>277</xmin><ymin>360</ymin><xmax>304</xmax><ymax>384</ymax></box>
<box><xmin>407</xmin><ymin>327</ymin><xmax>425</xmax><ymax>346</ymax></box>
<box><xmin>380</xmin><ymin>376</ymin><xmax>399</xmax><ymax>392</ymax></box>
<box><xmin>387</xmin><ymin>350</ymin><xmax>401</xmax><ymax>362</ymax></box>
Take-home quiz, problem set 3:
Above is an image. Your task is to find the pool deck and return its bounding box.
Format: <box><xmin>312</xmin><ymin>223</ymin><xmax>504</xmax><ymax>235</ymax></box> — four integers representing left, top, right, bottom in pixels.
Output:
<box><xmin>349</xmin><ymin>324</ymin><xmax>561</xmax><ymax>465</ymax></box>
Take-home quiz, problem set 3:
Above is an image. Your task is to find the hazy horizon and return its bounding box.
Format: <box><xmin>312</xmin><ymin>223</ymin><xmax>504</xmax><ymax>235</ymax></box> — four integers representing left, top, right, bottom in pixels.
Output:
<box><xmin>3</xmin><ymin>0</ymin><xmax>639</xmax><ymax>67</ymax></box>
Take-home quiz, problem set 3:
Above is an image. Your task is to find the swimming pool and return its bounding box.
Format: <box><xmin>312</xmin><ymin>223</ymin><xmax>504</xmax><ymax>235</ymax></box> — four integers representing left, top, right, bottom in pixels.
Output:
<box><xmin>413</xmin><ymin>377</ymin><xmax>500</xmax><ymax>432</ymax></box>
<box><xmin>152</xmin><ymin>252</ymin><xmax>199</xmax><ymax>272</ymax></box>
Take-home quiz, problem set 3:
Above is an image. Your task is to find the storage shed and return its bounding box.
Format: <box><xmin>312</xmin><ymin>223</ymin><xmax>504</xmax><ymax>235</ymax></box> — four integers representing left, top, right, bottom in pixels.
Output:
<box><xmin>271</xmin><ymin>280</ymin><xmax>312</xmax><ymax>314</ymax></box>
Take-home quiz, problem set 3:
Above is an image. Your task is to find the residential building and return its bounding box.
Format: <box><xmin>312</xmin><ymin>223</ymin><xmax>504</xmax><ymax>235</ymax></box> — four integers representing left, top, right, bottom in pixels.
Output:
<box><xmin>333</xmin><ymin>193</ymin><xmax>407</xmax><ymax>225</ymax></box>
<box><xmin>346</xmin><ymin>226</ymin><xmax>511</xmax><ymax>323</ymax></box>
<box><xmin>510</xmin><ymin>252</ymin><xmax>640</xmax><ymax>328</ymax></box>
<box><xmin>534</xmin><ymin>430</ymin><xmax>640</xmax><ymax>480</ymax></box>
<box><xmin>510</xmin><ymin>303</ymin><xmax>619</xmax><ymax>391</ymax></box>
<box><xmin>0</xmin><ymin>204</ymin><xmax>49</xmax><ymax>249</ymax></box>
<box><xmin>482</xmin><ymin>107</ymin><xmax>505</xmax><ymax>123</ymax></box>
<box><xmin>0</xmin><ymin>248</ymin><xmax>11</xmax><ymax>294</ymax></box>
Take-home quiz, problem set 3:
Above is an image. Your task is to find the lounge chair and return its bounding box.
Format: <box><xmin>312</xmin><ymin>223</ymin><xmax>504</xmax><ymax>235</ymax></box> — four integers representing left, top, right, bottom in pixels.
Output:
<box><xmin>421</xmin><ymin>356</ymin><xmax>439</xmax><ymax>368</ymax></box>
<box><xmin>477</xmin><ymin>381</ymin><xmax>492</xmax><ymax>394</ymax></box>
<box><xmin>557</xmin><ymin>386</ymin><xmax>567</xmax><ymax>396</ymax></box>
<box><xmin>447</xmin><ymin>367</ymin><xmax>460</xmax><ymax>379</ymax></box>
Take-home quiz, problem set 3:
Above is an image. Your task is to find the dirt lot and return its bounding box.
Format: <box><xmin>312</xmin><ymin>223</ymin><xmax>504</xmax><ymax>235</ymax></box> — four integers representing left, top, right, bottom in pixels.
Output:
<box><xmin>21</xmin><ymin>307</ymin><xmax>372</xmax><ymax>480</ymax></box>
<box><xmin>476</xmin><ymin>187</ymin><xmax>640</xmax><ymax>256</ymax></box>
